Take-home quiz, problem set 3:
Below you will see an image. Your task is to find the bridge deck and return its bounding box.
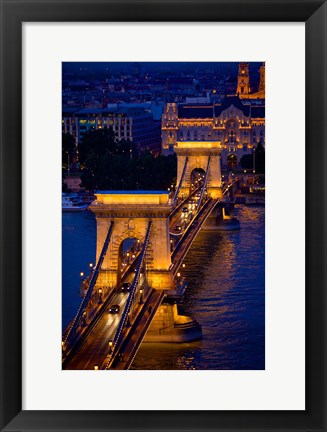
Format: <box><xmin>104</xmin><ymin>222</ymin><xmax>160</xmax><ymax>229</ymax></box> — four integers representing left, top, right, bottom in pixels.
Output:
<box><xmin>109</xmin><ymin>290</ymin><xmax>165</xmax><ymax>370</ymax></box>
<box><xmin>63</xmin><ymin>287</ymin><xmax>164</xmax><ymax>370</ymax></box>
<box><xmin>171</xmin><ymin>199</ymin><xmax>217</xmax><ymax>275</ymax></box>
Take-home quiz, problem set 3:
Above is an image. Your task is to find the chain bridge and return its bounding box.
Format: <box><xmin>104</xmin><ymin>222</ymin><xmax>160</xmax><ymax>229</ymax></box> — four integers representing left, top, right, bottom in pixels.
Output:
<box><xmin>62</xmin><ymin>140</ymin><xmax>239</xmax><ymax>370</ymax></box>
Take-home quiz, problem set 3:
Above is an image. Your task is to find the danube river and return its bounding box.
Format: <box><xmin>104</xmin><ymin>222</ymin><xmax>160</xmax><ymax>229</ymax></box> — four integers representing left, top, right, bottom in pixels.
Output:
<box><xmin>62</xmin><ymin>205</ymin><xmax>265</xmax><ymax>370</ymax></box>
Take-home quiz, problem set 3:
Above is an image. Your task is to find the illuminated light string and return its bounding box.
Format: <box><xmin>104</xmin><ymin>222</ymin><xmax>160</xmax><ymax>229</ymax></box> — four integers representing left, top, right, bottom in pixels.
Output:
<box><xmin>104</xmin><ymin>221</ymin><xmax>153</xmax><ymax>370</ymax></box>
<box><xmin>197</xmin><ymin>156</ymin><xmax>211</xmax><ymax>209</ymax></box>
<box><xmin>173</xmin><ymin>156</ymin><xmax>189</xmax><ymax>204</ymax></box>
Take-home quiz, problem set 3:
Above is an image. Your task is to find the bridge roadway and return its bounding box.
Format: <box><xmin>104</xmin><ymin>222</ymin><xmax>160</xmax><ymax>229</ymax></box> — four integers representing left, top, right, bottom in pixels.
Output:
<box><xmin>63</xmin><ymin>274</ymin><xmax>162</xmax><ymax>370</ymax></box>
<box><xmin>106</xmin><ymin>290</ymin><xmax>165</xmax><ymax>370</ymax></box>
<box><xmin>171</xmin><ymin>198</ymin><xmax>217</xmax><ymax>275</ymax></box>
<box><xmin>62</xmin><ymin>249</ymin><xmax>142</xmax><ymax>364</ymax></box>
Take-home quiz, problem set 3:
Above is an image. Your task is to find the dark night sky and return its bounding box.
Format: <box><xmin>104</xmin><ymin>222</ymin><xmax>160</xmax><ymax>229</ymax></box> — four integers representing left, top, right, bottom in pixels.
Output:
<box><xmin>62</xmin><ymin>62</ymin><xmax>262</xmax><ymax>79</ymax></box>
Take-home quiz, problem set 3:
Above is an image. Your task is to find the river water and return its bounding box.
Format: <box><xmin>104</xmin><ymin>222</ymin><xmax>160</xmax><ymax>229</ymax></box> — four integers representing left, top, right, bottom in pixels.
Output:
<box><xmin>62</xmin><ymin>205</ymin><xmax>265</xmax><ymax>370</ymax></box>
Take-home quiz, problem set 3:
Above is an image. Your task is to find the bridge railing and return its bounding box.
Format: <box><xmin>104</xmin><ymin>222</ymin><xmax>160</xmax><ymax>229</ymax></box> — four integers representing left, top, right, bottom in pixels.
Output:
<box><xmin>104</xmin><ymin>221</ymin><xmax>153</xmax><ymax>369</ymax></box>
<box><xmin>221</xmin><ymin>177</ymin><xmax>238</xmax><ymax>196</ymax></box>
<box><xmin>197</xmin><ymin>156</ymin><xmax>211</xmax><ymax>209</ymax></box>
<box><xmin>173</xmin><ymin>156</ymin><xmax>188</xmax><ymax>204</ymax></box>
<box><xmin>63</xmin><ymin>221</ymin><xmax>114</xmax><ymax>345</ymax></box>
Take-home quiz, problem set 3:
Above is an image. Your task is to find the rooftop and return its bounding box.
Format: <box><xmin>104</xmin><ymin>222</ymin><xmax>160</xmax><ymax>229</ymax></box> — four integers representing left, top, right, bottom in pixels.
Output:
<box><xmin>94</xmin><ymin>190</ymin><xmax>170</xmax><ymax>206</ymax></box>
<box><xmin>96</xmin><ymin>190</ymin><xmax>168</xmax><ymax>194</ymax></box>
<box><xmin>176</xmin><ymin>97</ymin><xmax>265</xmax><ymax>120</ymax></box>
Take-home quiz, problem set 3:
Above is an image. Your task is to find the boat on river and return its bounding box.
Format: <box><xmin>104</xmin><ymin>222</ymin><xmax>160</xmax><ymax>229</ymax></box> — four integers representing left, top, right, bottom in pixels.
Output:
<box><xmin>62</xmin><ymin>193</ymin><xmax>89</xmax><ymax>211</ymax></box>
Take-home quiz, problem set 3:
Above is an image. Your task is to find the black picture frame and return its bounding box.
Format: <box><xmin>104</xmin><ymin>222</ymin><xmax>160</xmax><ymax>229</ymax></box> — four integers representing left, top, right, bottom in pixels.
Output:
<box><xmin>0</xmin><ymin>0</ymin><xmax>326</xmax><ymax>431</ymax></box>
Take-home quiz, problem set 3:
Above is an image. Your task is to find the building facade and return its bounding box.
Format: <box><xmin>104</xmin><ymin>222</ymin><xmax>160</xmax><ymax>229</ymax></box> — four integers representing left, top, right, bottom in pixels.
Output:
<box><xmin>161</xmin><ymin>63</ymin><xmax>265</xmax><ymax>167</ymax></box>
<box><xmin>161</xmin><ymin>97</ymin><xmax>265</xmax><ymax>167</ymax></box>
<box><xmin>62</xmin><ymin>105</ymin><xmax>162</xmax><ymax>155</ymax></box>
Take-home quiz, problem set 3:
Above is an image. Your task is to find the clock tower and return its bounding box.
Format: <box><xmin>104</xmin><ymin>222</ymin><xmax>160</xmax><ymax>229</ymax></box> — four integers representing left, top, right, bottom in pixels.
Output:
<box><xmin>236</xmin><ymin>62</ymin><xmax>250</xmax><ymax>96</ymax></box>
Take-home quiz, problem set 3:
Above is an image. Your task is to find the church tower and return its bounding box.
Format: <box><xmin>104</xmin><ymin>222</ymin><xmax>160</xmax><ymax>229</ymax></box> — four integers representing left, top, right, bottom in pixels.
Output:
<box><xmin>259</xmin><ymin>63</ymin><xmax>265</xmax><ymax>93</ymax></box>
<box><xmin>236</xmin><ymin>63</ymin><xmax>250</xmax><ymax>96</ymax></box>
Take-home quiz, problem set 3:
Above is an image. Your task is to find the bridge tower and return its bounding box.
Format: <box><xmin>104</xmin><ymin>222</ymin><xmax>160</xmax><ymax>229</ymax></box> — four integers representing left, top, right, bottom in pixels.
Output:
<box><xmin>89</xmin><ymin>191</ymin><xmax>201</xmax><ymax>343</ymax></box>
<box><xmin>174</xmin><ymin>141</ymin><xmax>222</xmax><ymax>199</ymax></box>
<box><xmin>90</xmin><ymin>191</ymin><xmax>174</xmax><ymax>291</ymax></box>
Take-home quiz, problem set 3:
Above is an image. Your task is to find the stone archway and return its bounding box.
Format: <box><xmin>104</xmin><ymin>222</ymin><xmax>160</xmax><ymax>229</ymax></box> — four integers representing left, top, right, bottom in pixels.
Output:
<box><xmin>174</xmin><ymin>141</ymin><xmax>222</xmax><ymax>199</ymax></box>
<box><xmin>90</xmin><ymin>192</ymin><xmax>174</xmax><ymax>291</ymax></box>
<box><xmin>190</xmin><ymin>167</ymin><xmax>206</xmax><ymax>194</ymax></box>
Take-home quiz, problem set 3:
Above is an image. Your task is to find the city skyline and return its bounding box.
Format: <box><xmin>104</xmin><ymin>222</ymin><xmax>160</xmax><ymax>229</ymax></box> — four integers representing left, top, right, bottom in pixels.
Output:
<box><xmin>62</xmin><ymin>61</ymin><xmax>265</xmax><ymax>370</ymax></box>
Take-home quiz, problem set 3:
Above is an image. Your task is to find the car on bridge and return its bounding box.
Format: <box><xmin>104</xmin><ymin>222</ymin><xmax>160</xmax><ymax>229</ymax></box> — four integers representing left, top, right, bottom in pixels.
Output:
<box><xmin>182</xmin><ymin>207</ymin><xmax>188</xmax><ymax>213</ymax></box>
<box><xmin>109</xmin><ymin>304</ymin><xmax>120</xmax><ymax>314</ymax></box>
<box><xmin>121</xmin><ymin>282</ymin><xmax>131</xmax><ymax>293</ymax></box>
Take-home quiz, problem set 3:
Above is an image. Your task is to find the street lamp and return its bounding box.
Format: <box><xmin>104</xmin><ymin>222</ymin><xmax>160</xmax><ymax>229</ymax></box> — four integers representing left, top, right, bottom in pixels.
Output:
<box><xmin>108</xmin><ymin>341</ymin><xmax>113</xmax><ymax>354</ymax></box>
<box><xmin>89</xmin><ymin>263</ymin><xmax>93</xmax><ymax>268</ymax></box>
<box><xmin>98</xmin><ymin>288</ymin><xmax>103</xmax><ymax>304</ymax></box>
<box><xmin>139</xmin><ymin>289</ymin><xmax>143</xmax><ymax>304</ymax></box>
<box><xmin>82</xmin><ymin>310</ymin><xmax>87</xmax><ymax>326</ymax></box>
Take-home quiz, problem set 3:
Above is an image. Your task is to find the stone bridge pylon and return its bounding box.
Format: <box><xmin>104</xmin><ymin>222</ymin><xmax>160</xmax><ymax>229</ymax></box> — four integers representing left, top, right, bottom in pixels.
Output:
<box><xmin>174</xmin><ymin>140</ymin><xmax>222</xmax><ymax>199</ymax></box>
<box><xmin>90</xmin><ymin>191</ymin><xmax>174</xmax><ymax>291</ymax></box>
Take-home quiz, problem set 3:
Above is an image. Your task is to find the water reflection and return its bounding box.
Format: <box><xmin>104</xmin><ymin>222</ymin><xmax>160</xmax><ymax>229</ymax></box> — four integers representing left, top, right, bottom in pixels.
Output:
<box><xmin>131</xmin><ymin>206</ymin><xmax>265</xmax><ymax>370</ymax></box>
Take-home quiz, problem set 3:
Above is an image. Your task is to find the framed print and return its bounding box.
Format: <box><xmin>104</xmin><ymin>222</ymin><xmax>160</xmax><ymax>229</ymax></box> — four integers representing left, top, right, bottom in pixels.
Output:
<box><xmin>0</xmin><ymin>0</ymin><xmax>326</xmax><ymax>431</ymax></box>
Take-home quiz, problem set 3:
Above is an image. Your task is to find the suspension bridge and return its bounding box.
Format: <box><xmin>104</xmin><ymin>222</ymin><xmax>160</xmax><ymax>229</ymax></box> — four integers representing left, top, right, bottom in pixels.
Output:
<box><xmin>62</xmin><ymin>140</ymin><xmax>238</xmax><ymax>370</ymax></box>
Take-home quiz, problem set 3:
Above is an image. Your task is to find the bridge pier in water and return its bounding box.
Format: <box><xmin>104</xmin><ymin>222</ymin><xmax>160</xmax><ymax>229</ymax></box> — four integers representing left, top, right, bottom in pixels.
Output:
<box><xmin>202</xmin><ymin>203</ymin><xmax>240</xmax><ymax>231</ymax></box>
<box><xmin>144</xmin><ymin>302</ymin><xmax>202</xmax><ymax>343</ymax></box>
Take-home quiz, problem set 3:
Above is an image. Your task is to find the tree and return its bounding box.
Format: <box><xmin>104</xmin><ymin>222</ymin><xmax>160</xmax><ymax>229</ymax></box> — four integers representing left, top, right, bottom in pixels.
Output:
<box><xmin>62</xmin><ymin>133</ymin><xmax>76</xmax><ymax>169</ymax></box>
<box><xmin>255</xmin><ymin>142</ymin><xmax>265</xmax><ymax>174</ymax></box>
<box><xmin>240</xmin><ymin>154</ymin><xmax>253</xmax><ymax>169</ymax></box>
<box><xmin>77</xmin><ymin>128</ymin><xmax>177</xmax><ymax>191</ymax></box>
